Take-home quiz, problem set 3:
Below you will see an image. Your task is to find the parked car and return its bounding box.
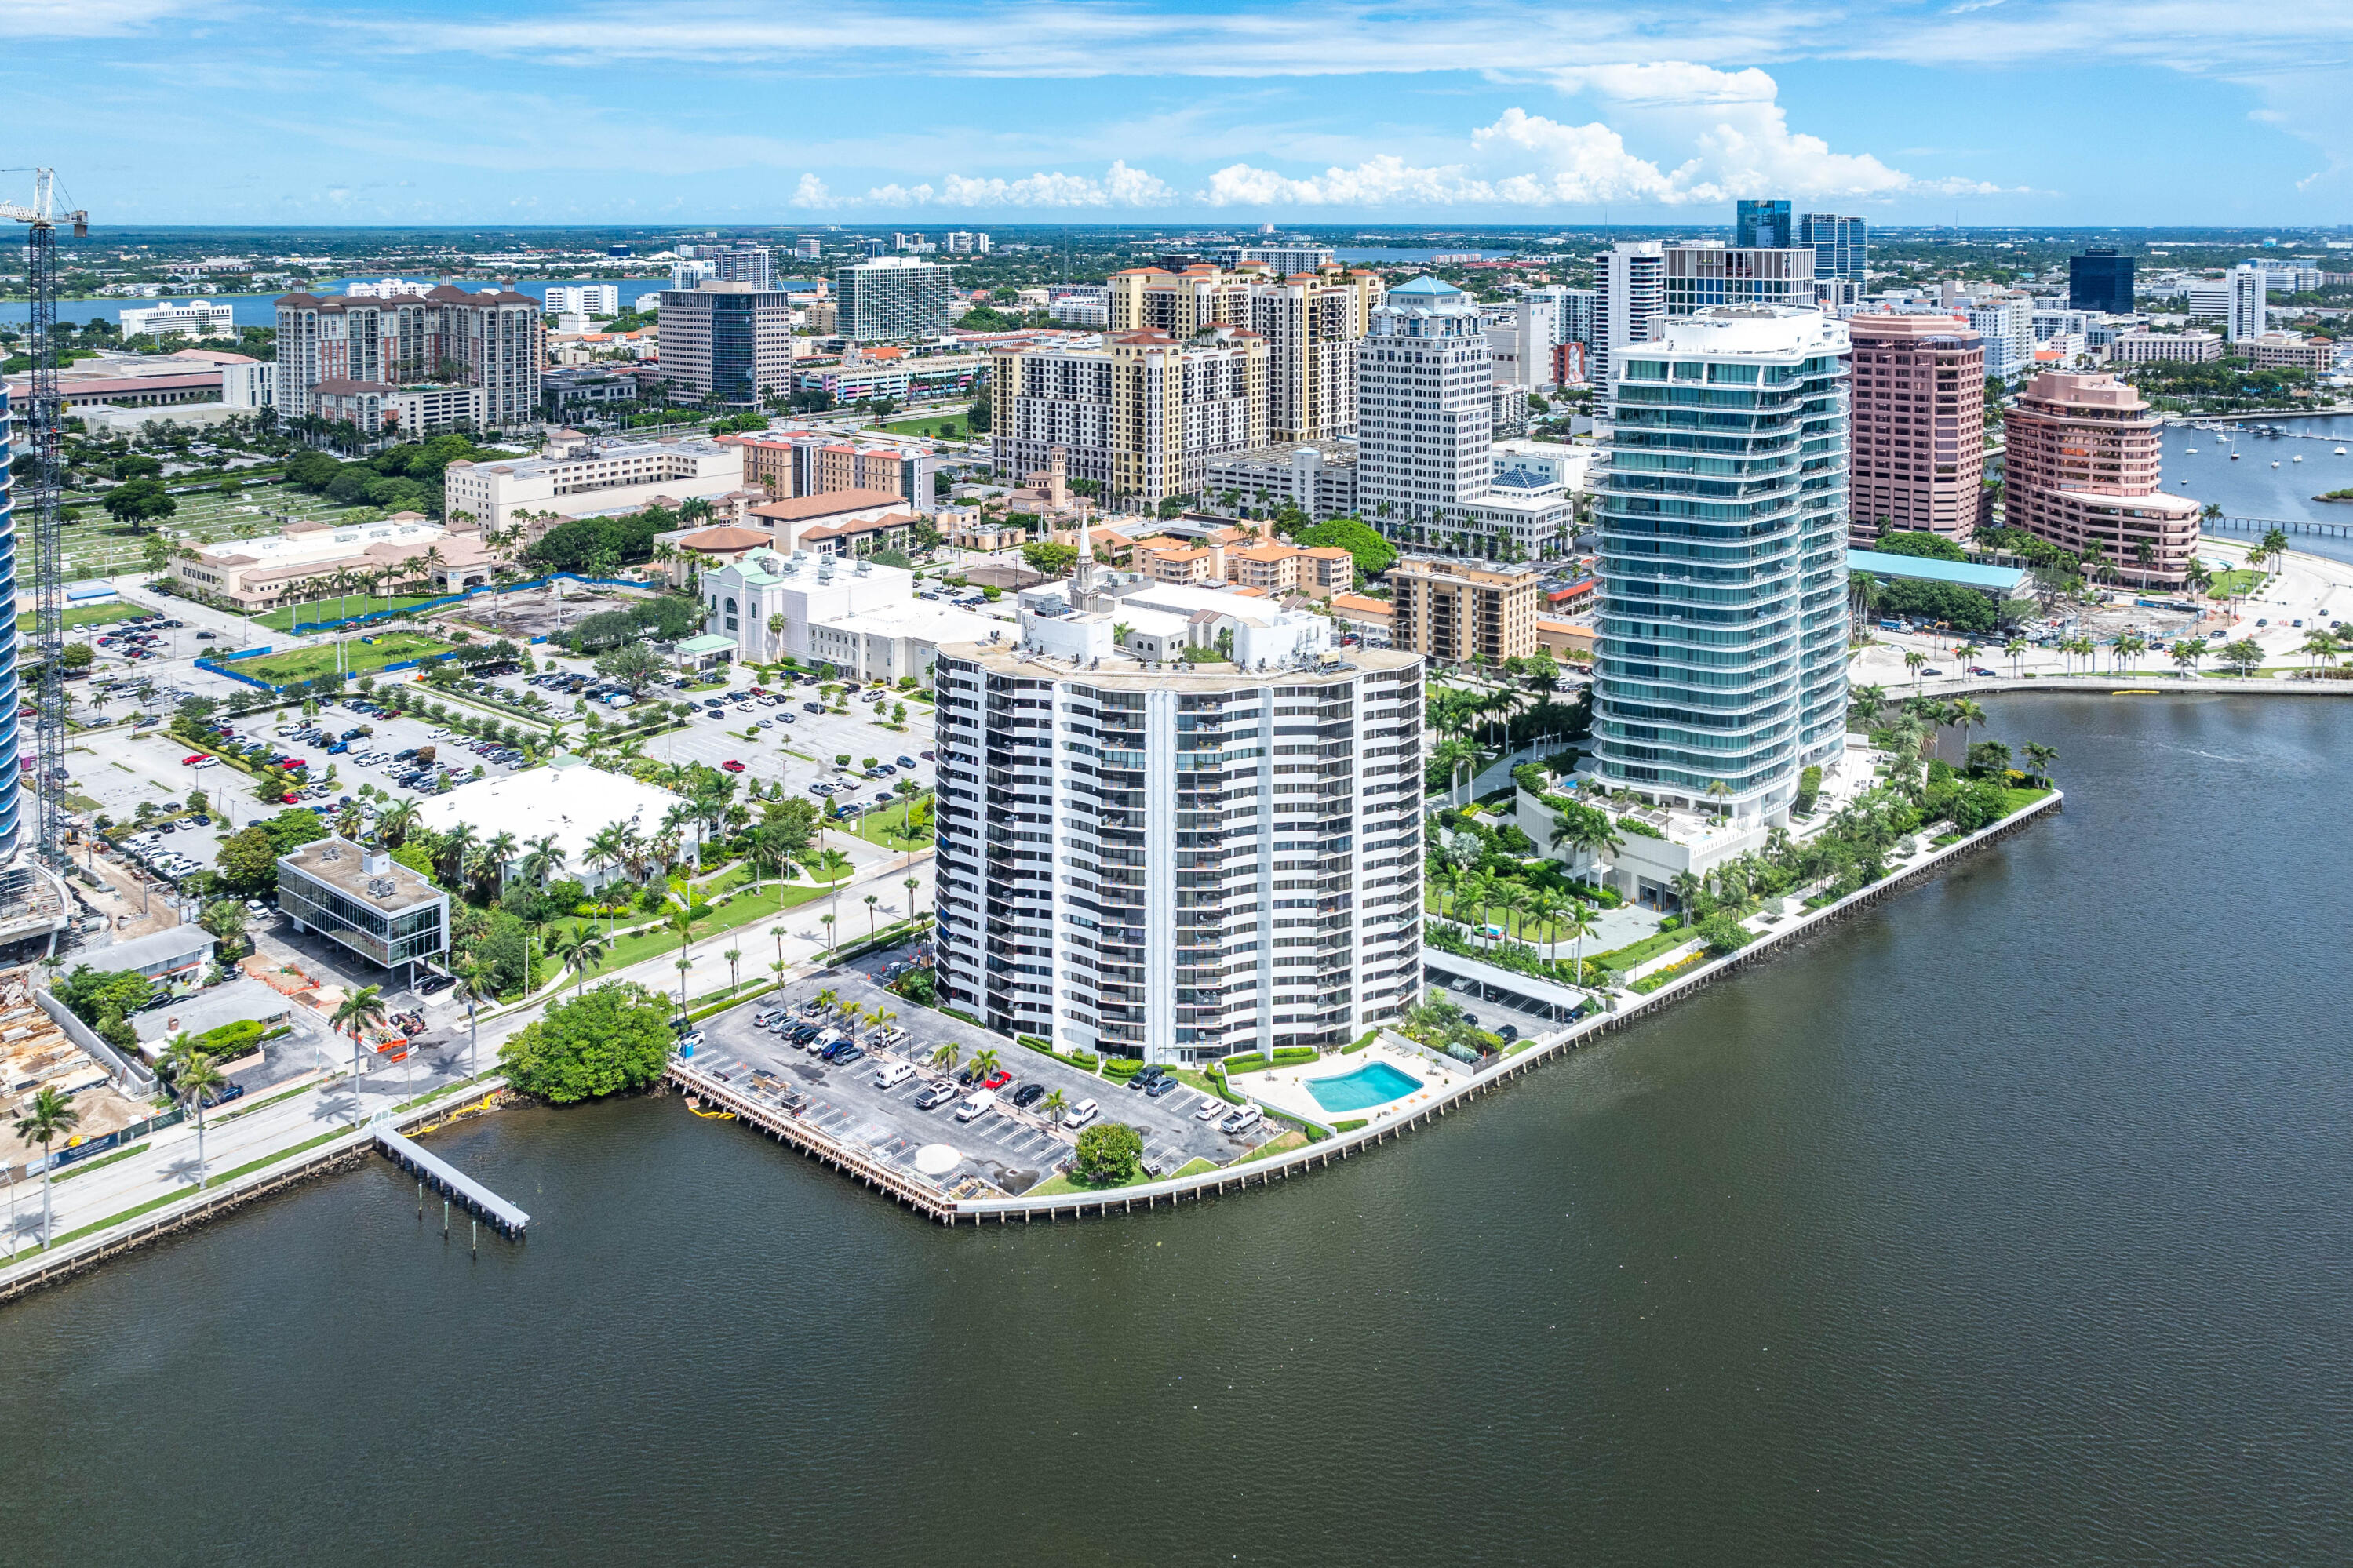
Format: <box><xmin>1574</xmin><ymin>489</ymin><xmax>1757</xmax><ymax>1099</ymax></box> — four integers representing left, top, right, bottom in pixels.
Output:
<box><xmin>915</xmin><ymin>1080</ymin><xmax>961</xmax><ymax>1111</ymax></box>
<box><xmin>676</xmin><ymin>1030</ymin><xmax>707</xmax><ymax>1052</ymax></box>
<box><xmin>1219</xmin><ymin>1106</ymin><xmax>1263</xmax><ymax>1137</ymax></box>
<box><xmin>876</xmin><ymin>1061</ymin><xmax>916</xmax><ymax>1090</ymax></box>
<box><xmin>833</xmin><ymin>1044</ymin><xmax>866</xmax><ymax>1066</ymax></box>
<box><xmin>1194</xmin><ymin>1097</ymin><xmax>1225</xmax><ymax>1121</ymax></box>
<box><xmin>720</xmin><ymin>759</ymin><xmax>745</xmax><ymax>773</ymax></box>
<box><xmin>1011</xmin><ymin>1082</ymin><xmax>1047</xmax><ymax>1109</ymax></box>
<box><xmin>896</xmin><ymin>755</ymin><xmax>917</xmax><ymax>769</ymax></box>
<box><xmin>954</xmin><ymin>1089</ymin><xmax>997</xmax><ymax>1122</ymax></box>
<box><xmin>1063</xmin><ymin>1097</ymin><xmax>1100</xmax><ymax>1129</ymax></box>
<box><xmin>981</xmin><ymin>1068</ymin><xmax>1011</xmax><ymax>1090</ymax></box>
<box><xmin>1145</xmin><ymin>1075</ymin><xmax>1182</xmax><ymax>1098</ymax></box>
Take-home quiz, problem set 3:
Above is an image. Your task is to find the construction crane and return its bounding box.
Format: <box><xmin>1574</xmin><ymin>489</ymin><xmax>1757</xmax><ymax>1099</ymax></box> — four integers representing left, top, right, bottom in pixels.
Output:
<box><xmin>1</xmin><ymin>169</ymin><xmax>88</xmax><ymax>871</ymax></box>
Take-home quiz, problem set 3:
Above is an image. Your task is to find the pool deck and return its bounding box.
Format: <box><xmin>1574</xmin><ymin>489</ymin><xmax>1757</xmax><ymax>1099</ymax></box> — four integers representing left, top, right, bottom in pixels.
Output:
<box><xmin>1229</xmin><ymin>1042</ymin><xmax>1470</xmax><ymax>1130</ymax></box>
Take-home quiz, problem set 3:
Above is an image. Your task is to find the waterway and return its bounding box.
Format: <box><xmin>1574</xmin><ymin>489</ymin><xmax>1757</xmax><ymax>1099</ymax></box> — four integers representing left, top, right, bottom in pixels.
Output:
<box><xmin>2</xmin><ymin>693</ymin><xmax>2350</xmax><ymax>1564</ymax></box>
<box><xmin>0</xmin><ymin>277</ymin><xmax>672</xmax><ymax>331</ymax></box>
<box><xmin>2162</xmin><ymin>413</ymin><xmax>2353</xmax><ymax>566</ymax></box>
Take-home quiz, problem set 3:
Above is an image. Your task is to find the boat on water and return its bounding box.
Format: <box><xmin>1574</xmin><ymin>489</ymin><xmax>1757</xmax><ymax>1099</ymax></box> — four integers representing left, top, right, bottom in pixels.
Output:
<box><xmin>2187</xmin><ymin>446</ymin><xmax>2199</xmax><ymax>454</ymax></box>
<box><xmin>2337</xmin><ymin>446</ymin><xmax>2348</xmax><ymax>456</ymax></box>
<box><xmin>2271</xmin><ymin>461</ymin><xmax>2282</xmax><ymax>468</ymax></box>
<box><xmin>2231</xmin><ymin>451</ymin><xmax>2242</xmax><ymax>460</ymax></box>
<box><xmin>2294</xmin><ymin>454</ymin><xmax>2304</xmax><ymax>463</ymax></box>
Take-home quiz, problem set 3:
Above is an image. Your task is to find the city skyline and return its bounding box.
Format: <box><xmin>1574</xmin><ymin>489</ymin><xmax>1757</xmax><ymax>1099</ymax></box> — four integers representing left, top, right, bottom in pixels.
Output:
<box><xmin>6</xmin><ymin>0</ymin><xmax>2351</xmax><ymax>225</ymax></box>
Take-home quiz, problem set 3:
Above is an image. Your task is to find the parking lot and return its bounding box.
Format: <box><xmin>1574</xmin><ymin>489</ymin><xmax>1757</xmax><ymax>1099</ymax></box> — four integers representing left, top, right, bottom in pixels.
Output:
<box><xmin>690</xmin><ymin>970</ymin><xmax>1253</xmax><ymax>1198</ymax></box>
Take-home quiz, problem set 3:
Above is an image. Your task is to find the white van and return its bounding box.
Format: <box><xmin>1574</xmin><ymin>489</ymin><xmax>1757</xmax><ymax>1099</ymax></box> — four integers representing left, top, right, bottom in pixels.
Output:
<box><xmin>1063</xmin><ymin>1097</ymin><xmax>1100</xmax><ymax>1129</ymax></box>
<box><xmin>954</xmin><ymin>1089</ymin><xmax>997</xmax><ymax>1122</ymax></box>
<box><xmin>874</xmin><ymin>1061</ymin><xmax>916</xmax><ymax>1090</ymax></box>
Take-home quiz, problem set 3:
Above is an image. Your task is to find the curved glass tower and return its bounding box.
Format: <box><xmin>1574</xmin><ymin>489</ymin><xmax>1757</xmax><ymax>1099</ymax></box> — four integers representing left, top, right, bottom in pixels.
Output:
<box><xmin>1592</xmin><ymin>306</ymin><xmax>1849</xmax><ymax>820</ymax></box>
<box><xmin>0</xmin><ymin>386</ymin><xmax>20</xmax><ymax>863</ymax></box>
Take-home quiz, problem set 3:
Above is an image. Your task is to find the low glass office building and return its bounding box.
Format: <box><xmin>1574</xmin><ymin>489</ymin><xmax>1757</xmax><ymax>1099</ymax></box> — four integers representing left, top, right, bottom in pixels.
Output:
<box><xmin>276</xmin><ymin>838</ymin><xmax>448</xmax><ymax>981</ymax></box>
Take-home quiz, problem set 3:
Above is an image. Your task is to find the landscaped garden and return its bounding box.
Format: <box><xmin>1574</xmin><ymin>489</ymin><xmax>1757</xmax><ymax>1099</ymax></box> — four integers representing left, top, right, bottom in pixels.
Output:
<box><xmin>254</xmin><ymin>594</ymin><xmax>443</xmax><ymax>632</ymax></box>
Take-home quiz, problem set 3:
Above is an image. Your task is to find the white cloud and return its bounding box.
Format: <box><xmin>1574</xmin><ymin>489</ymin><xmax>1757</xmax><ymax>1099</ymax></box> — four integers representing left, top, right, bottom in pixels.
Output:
<box><xmin>0</xmin><ymin>0</ymin><xmax>209</xmax><ymax>36</ymax></box>
<box><xmin>791</xmin><ymin>173</ymin><xmax>833</xmax><ymax>208</ymax></box>
<box><xmin>1202</xmin><ymin>70</ymin><xmax>2002</xmax><ymax>209</ymax></box>
<box><xmin>857</xmin><ymin>161</ymin><xmax>1173</xmax><ymax>209</ymax></box>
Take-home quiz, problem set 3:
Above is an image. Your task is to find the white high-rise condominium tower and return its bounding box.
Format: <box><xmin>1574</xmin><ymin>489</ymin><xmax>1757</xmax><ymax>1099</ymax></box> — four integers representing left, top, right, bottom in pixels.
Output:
<box><xmin>1592</xmin><ymin>242</ymin><xmax>1665</xmax><ymax>400</ymax></box>
<box><xmin>931</xmin><ymin>629</ymin><xmax>1426</xmax><ymax>1064</ymax></box>
<box><xmin>1357</xmin><ymin>277</ymin><xmax>1494</xmax><ymax>518</ymax></box>
<box><xmin>2227</xmin><ymin>265</ymin><xmax>2267</xmax><ymax>343</ymax></box>
<box><xmin>1592</xmin><ymin>306</ymin><xmax>1851</xmax><ymax>820</ymax></box>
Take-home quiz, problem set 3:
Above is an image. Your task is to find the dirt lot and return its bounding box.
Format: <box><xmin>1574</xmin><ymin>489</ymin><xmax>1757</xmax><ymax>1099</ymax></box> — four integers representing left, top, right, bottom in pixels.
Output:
<box><xmin>443</xmin><ymin>582</ymin><xmax>656</xmax><ymax>642</ymax></box>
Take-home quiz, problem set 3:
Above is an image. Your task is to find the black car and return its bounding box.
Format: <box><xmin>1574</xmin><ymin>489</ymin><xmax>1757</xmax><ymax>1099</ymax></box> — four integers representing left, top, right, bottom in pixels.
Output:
<box><xmin>1127</xmin><ymin>1064</ymin><xmax>1168</xmax><ymax>1090</ymax></box>
<box><xmin>1011</xmin><ymin>1082</ymin><xmax>1047</xmax><ymax>1109</ymax></box>
<box><xmin>415</xmin><ymin>973</ymin><xmax>455</xmax><ymax>995</ymax></box>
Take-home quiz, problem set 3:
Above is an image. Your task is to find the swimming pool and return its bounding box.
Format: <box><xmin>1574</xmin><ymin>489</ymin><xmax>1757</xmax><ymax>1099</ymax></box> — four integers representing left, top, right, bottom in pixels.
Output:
<box><xmin>1305</xmin><ymin>1060</ymin><xmax>1422</xmax><ymax>1115</ymax></box>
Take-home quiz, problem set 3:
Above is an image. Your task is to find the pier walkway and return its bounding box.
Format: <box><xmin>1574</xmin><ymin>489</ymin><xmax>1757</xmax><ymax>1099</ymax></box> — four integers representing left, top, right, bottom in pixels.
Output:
<box><xmin>373</xmin><ymin>1122</ymin><xmax>529</xmax><ymax>1238</ymax></box>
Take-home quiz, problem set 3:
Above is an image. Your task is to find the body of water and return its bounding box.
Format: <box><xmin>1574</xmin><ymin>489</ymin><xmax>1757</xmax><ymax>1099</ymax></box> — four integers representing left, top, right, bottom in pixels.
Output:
<box><xmin>1334</xmin><ymin>247</ymin><xmax>1512</xmax><ymax>263</ymax></box>
<box><xmin>2160</xmin><ymin>413</ymin><xmax>2353</xmax><ymax>566</ymax></box>
<box><xmin>2</xmin><ymin>277</ymin><xmax>672</xmax><ymax>331</ymax></box>
<box><xmin>2</xmin><ymin>694</ymin><xmax>2351</xmax><ymax>1563</ymax></box>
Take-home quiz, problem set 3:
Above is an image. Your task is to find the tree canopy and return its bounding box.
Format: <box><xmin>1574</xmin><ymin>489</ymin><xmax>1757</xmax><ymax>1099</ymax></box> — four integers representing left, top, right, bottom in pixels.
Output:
<box><xmin>1073</xmin><ymin>1121</ymin><xmax>1145</xmax><ymax>1184</ymax></box>
<box><xmin>1292</xmin><ymin>517</ymin><xmax>1397</xmax><ymax>577</ymax></box>
<box><xmin>1872</xmin><ymin>530</ymin><xmax>1967</xmax><ymax>562</ymax></box>
<box><xmin>498</xmin><ymin>982</ymin><xmax>673</xmax><ymax>1103</ymax></box>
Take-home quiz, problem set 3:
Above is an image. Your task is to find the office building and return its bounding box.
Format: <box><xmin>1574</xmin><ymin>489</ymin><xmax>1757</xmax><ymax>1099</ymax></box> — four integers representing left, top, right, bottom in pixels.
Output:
<box><xmin>990</xmin><ymin>326</ymin><xmax>1266</xmax><ymax>507</ymax></box>
<box><xmin>793</xmin><ymin>236</ymin><xmax>822</xmax><ymax>260</ymax></box>
<box><xmin>722</xmin><ymin>433</ymin><xmax>946</xmax><ymax>510</ymax></box>
<box><xmin>1965</xmin><ymin>294</ymin><xmax>2036</xmax><ymax>381</ymax></box>
<box><xmin>441</xmin><ymin>435</ymin><xmax>747</xmax><ymax>531</ymax></box>
<box><xmin>220</xmin><ymin>360</ymin><xmax>275</xmax><ymax>409</ymax></box>
<box><xmin>118</xmin><ymin>300</ymin><xmax>233</xmax><ymax>340</ymax></box>
<box><xmin>834</xmin><ymin>256</ymin><xmax>956</xmax><ymax>340</ymax></box>
<box><xmin>945</xmin><ymin>231</ymin><xmax>991</xmax><ymax>254</ymax></box>
<box><xmin>275</xmin><ymin>839</ymin><xmax>447</xmax><ymax>982</ymax></box>
<box><xmin>1528</xmin><ymin>285</ymin><xmax>1596</xmax><ymax>348</ymax></box>
<box><xmin>1202</xmin><ymin>438</ymin><xmax>1360</xmax><ymax>521</ymax></box>
<box><xmin>2113</xmin><ymin>329</ymin><xmax>2224</xmax><ymax>365</ymax></box>
<box><xmin>930</xmin><ymin>632</ymin><xmax>1426</xmax><ymax>1060</ymax></box>
<box><xmin>1592</xmin><ymin>241</ymin><xmax>1665</xmax><ymax>396</ymax></box>
<box><xmin>1357</xmin><ymin>278</ymin><xmax>1579</xmax><ymax>559</ymax></box>
<box><xmin>1109</xmin><ymin>261</ymin><xmax>1382</xmax><ymax>443</ymax></box>
<box><xmin>1593</xmin><ymin>307</ymin><xmax>1852</xmax><ymax>820</ymax></box>
<box><xmin>1735</xmin><ymin>198</ymin><xmax>1794</xmax><ymax>249</ymax></box>
<box><xmin>2069</xmin><ymin>249</ymin><xmax>2135</xmax><ymax>315</ymax></box>
<box><xmin>310</xmin><ymin>379</ymin><xmax>487</xmax><ymax>438</ymax></box>
<box><xmin>1217</xmin><ymin>243</ymin><xmax>1338</xmax><ymax>275</ymax></box>
<box><xmin>2243</xmin><ymin>333</ymin><xmax>2333</xmax><ymax>373</ymax></box>
<box><xmin>1800</xmin><ymin>213</ymin><xmax>1868</xmax><ymax>285</ymax></box>
<box><xmin>712</xmin><ymin>246</ymin><xmax>775</xmax><ymax>291</ymax></box>
<box><xmin>670</xmin><ymin>259</ymin><xmax>715</xmax><ymax>291</ymax></box>
<box><xmin>1846</xmin><ymin>314</ymin><xmax>1986</xmax><ymax>546</ymax></box>
<box><xmin>275</xmin><ymin>285</ymin><xmax>542</xmax><ymax>429</ymax></box>
<box><xmin>1388</xmin><ymin>556</ymin><xmax>1543</xmax><ymax>664</ymax></box>
<box><xmin>2185</xmin><ymin>279</ymin><xmax>2233</xmax><ymax>323</ymax></box>
<box><xmin>1487</xmin><ymin>296</ymin><xmax>1560</xmax><ymax>390</ymax></box>
<box><xmin>171</xmin><ymin>515</ymin><xmax>464</xmax><ymax>610</ymax></box>
<box><xmin>654</xmin><ymin>282</ymin><xmax>798</xmax><ymax>406</ymax></box>
<box><xmin>544</xmin><ymin>284</ymin><xmax>620</xmax><ymax>318</ymax></box>
<box><xmin>2002</xmin><ymin>371</ymin><xmax>2199</xmax><ymax>587</ymax></box>
<box><xmin>1664</xmin><ymin>245</ymin><xmax>1822</xmax><ymax>317</ymax></box>
<box><xmin>2227</xmin><ymin>265</ymin><xmax>2267</xmax><ymax>343</ymax></box>
<box><xmin>344</xmin><ymin>278</ymin><xmax>431</xmax><ymax>300</ymax></box>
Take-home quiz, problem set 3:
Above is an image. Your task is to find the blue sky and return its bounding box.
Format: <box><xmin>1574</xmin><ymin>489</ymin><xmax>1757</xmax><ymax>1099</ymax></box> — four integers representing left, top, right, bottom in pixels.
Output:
<box><xmin>7</xmin><ymin>0</ymin><xmax>2351</xmax><ymax>225</ymax></box>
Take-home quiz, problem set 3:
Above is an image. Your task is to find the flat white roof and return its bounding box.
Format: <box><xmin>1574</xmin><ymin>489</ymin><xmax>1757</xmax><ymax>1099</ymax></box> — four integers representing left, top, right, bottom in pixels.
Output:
<box><xmin>410</xmin><ymin>761</ymin><xmax>691</xmax><ymax>868</ymax></box>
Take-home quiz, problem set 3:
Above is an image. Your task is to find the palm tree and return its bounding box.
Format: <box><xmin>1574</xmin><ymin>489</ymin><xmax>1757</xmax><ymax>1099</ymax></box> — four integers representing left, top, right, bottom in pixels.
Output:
<box><xmin>770</xmin><ymin>922</ymin><xmax>789</xmax><ymax>975</ymax></box>
<box><xmin>434</xmin><ymin>821</ymin><xmax>478</xmax><ymax>890</ymax></box>
<box><xmin>818</xmin><ymin>911</ymin><xmax>836</xmax><ymax>959</ymax></box>
<box><xmin>1040</xmin><ymin>1088</ymin><xmax>1069</xmax><ymax>1125</ymax></box>
<box><xmin>1948</xmin><ymin>697</ymin><xmax>1987</xmax><ymax>757</ymax></box>
<box><xmin>2301</xmin><ymin>630</ymin><xmax>2340</xmax><ymax>669</ymax></box>
<box><xmin>2172</xmin><ymin>640</ymin><xmax>2206</xmax><ymax>679</ymax></box>
<box><xmin>862</xmin><ymin>892</ymin><xmax>880</xmax><ymax>940</ymax></box>
<box><xmin>905</xmin><ymin>873</ymin><xmax>924</xmax><ymax>924</ymax></box>
<box><xmin>1903</xmin><ymin>649</ymin><xmax>1928</xmax><ymax>690</ymax></box>
<box><xmin>331</xmin><ymin>984</ymin><xmax>388</xmax><ymax>1125</ymax></box>
<box><xmin>2022</xmin><ymin>742</ymin><xmax>2058</xmax><ymax>786</ymax></box>
<box><xmin>1556</xmin><ymin>902</ymin><xmax>1600</xmax><ymax>984</ymax></box>
<box><xmin>1703</xmin><ymin>779</ymin><xmax>1733</xmax><ymax>818</ymax></box>
<box><xmin>668</xmin><ymin>905</ymin><xmax>702</xmax><ymax>1014</ymax></box>
<box><xmin>968</xmin><ymin>1046</ymin><xmax>1001</xmax><ymax>1080</ymax></box>
<box><xmin>519</xmin><ymin>831</ymin><xmax>567</xmax><ymax>890</ymax></box>
<box><xmin>13</xmin><ymin>1085</ymin><xmax>80</xmax><ymax>1244</ymax></box>
<box><xmin>378</xmin><ymin>798</ymin><xmax>421</xmax><ymax>849</ymax></box>
<box><xmin>929</xmin><ymin>1040</ymin><xmax>960</xmax><ymax>1074</ymax></box>
<box><xmin>723</xmin><ymin>947</ymin><xmax>742</xmax><ymax>992</ymax></box>
<box><xmin>171</xmin><ymin>1046</ymin><xmax>225</xmax><ymax>1190</ymax></box>
<box><xmin>551</xmin><ymin>922</ymin><xmax>607</xmax><ymax>995</ymax></box>
<box><xmin>1522</xmin><ymin>888</ymin><xmax>1563</xmax><ymax>955</ymax></box>
<box><xmin>2003</xmin><ymin>638</ymin><xmax>2028</xmax><ymax>678</ymax></box>
<box><xmin>473</xmin><ymin>831</ymin><xmax>519</xmax><ymax>901</ymax></box>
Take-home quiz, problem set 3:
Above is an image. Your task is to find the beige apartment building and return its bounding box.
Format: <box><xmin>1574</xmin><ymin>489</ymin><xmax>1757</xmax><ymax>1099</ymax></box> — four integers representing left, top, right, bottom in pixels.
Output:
<box><xmin>1388</xmin><ymin>556</ymin><xmax>1543</xmax><ymax>664</ymax></box>
<box><xmin>1109</xmin><ymin>261</ymin><xmax>1382</xmax><ymax>442</ymax></box>
<box><xmin>2003</xmin><ymin>371</ymin><xmax>2200</xmax><ymax>586</ymax></box>
<box><xmin>991</xmin><ymin>326</ymin><xmax>1266</xmax><ymax>508</ymax></box>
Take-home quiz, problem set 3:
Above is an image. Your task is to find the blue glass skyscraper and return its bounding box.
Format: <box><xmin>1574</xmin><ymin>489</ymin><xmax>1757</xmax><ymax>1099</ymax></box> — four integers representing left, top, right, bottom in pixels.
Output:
<box><xmin>1734</xmin><ymin>198</ymin><xmax>1794</xmax><ymax>250</ymax></box>
<box><xmin>1592</xmin><ymin>307</ymin><xmax>1851</xmax><ymax>820</ymax></box>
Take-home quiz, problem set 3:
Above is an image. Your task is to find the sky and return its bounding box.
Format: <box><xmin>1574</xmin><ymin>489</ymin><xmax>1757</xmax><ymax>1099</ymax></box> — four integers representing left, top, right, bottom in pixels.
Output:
<box><xmin>6</xmin><ymin>0</ymin><xmax>2352</xmax><ymax>227</ymax></box>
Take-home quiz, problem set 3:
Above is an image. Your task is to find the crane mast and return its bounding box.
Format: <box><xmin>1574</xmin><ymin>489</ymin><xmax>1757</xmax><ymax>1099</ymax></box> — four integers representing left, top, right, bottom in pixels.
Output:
<box><xmin>4</xmin><ymin>169</ymin><xmax>88</xmax><ymax>871</ymax></box>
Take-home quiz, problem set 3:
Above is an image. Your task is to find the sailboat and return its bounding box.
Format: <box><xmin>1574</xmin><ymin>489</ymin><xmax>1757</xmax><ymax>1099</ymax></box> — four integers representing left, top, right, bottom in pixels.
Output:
<box><xmin>2336</xmin><ymin>446</ymin><xmax>2348</xmax><ymax>456</ymax></box>
<box><xmin>2293</xmin><ymin>454</ymin><xmax>2304</xmax><ymax>463</ymax></box>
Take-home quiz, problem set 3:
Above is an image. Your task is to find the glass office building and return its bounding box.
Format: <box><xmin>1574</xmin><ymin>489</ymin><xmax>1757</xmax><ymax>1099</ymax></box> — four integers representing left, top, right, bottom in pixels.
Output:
<box><xmin>2069</xmin><ymin>249</ymin><xmax>2136</xmax><ymax>315</ymax></box>
<box><xmin>1734</xmin><ymin>199</ymin><xmax>1794</xmax><ymax>250</ymax></box>
<box><xmin>277</xmin><ymin>838</ymin><xmax>448</xmax><ymax>977</ymax></box>
<box><xmin>1592</xmin><ymin>306</ymin><xmax>1851</xmax><ymax>820</ymax></box>
<box><xmin>1800</xmin><ymin>213</ymin><xmax>1869</xmax><ymax>284</ymax></box>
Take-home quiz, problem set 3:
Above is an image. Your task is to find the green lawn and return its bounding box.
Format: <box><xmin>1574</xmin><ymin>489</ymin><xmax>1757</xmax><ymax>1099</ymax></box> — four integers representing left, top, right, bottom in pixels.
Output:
<box><xmin>2204</xmin><ymin>569</ymin><xmax>2266</xmax><ymax>598</ymax></box>
<box><xmin>853</xmin><ymin>792</ymin><xmax>934</xmax><ymax>850</ymax></box>
<box><xmin>575</xmin><ymin>879</ymin><xmax>832</xmax><ymax>981</ymax></box>
<box><xmin>254</xmin><ymin>594</ymin><xmax>442</xmax><ymax>631</ymax></box>
<box><xmin>19</xmin><ymin>603</ymin><xmax>144</xmax><ymax>631</ymax></box>
<box><xmin>236</xmin><ymin>631</ymin><xmax>452</xmax><ymax>686</ymax></box>
<box><xmin>869</xmin><ymin>413</ymin><xmax>971</xmax><ymax>440</ymax></box>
